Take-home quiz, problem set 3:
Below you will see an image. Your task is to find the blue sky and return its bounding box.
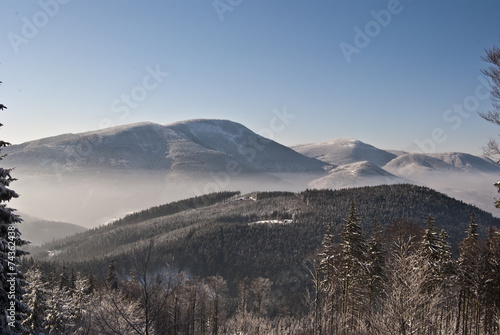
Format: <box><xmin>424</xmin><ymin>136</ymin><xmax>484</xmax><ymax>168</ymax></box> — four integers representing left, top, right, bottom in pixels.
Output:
<box><xmin>1</xmin><ymin>0</ymin><xmax>499</xmax><ymax>155</ymax></box>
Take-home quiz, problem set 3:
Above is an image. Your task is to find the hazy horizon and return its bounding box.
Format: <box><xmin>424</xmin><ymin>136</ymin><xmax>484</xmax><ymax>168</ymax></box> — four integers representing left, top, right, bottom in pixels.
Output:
<box><xmin>4</xmin><ymin>119</ymin><xmax>500</xmax><ymax>228</ymax></box>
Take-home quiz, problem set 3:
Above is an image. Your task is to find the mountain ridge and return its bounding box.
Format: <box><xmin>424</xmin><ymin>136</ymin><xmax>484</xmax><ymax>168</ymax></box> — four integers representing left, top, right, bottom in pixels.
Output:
<box><xmin>3</xmin><ymin>119</ymin><xmax>328</xmax><ymax>174</ymax></box>
<box><xmin>292</xmin><ymin>138</ymin><xmax>398</xmax><ymax>167</ymax></box>
<box><xmin>28</xmin><ymin>186</ymin><xmax>500</xmax><ymax>312</ymax></box>
<box><xmin>2</xmin><ymin>118</ymin><xmax>499</xmax><ymax>227</ymax></box>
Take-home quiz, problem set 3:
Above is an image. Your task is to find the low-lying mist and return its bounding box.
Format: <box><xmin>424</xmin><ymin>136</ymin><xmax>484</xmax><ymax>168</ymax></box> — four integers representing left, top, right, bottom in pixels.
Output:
<box><xmin>10</xmin><ymin>166</ymin><xmax>499</xmax><ymax>229</ymax></box>
<box><xmin>11</xmin><ymin>169</ymin><xmax>322</xmax><ymax>228</ymax></box>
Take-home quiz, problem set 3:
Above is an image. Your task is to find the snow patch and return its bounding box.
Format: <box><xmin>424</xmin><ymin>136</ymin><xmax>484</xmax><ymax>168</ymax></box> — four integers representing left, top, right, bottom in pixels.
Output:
<box><xmin>248</xmin><ymin>219</ymin><xmax>293</xmax><ymax>225</ymax></box>
<box><xmin>47</xmin><ymin>249</ymin><xmax>62</xmax><ymax>258</ymax></box>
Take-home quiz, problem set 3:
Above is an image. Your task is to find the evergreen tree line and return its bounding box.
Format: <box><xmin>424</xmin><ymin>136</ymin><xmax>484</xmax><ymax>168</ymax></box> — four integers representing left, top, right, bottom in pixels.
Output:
<box><xmin>110</xmin><ymin>191</ymin><xmax>241</xmax><ymax>228</ymax></box>
<box><xmin>18</xmin><ymin>186</ymin><xmax>500</xmax><ymax>334</ymax></box>
<box><xmin>311</xmin><ymin>202</ymin><xmax>500</xmax><ymax>335</ymax></box>
<box><xmin>20</xmin><ymin>241</ymin><xmax>311</xmax><ymax>335</ymax></box>
<box><xmin>18</xmin><ymin>201</ymin><xmax>500</xmax><ymax>335</ymax></box>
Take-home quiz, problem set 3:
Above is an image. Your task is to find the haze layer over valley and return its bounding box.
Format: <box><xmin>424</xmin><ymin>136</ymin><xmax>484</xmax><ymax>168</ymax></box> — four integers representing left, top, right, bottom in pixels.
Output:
<box><xmin>4</xmin><ymin>119</ymin><xmax>499</xmax><ymax>227</ymax></box>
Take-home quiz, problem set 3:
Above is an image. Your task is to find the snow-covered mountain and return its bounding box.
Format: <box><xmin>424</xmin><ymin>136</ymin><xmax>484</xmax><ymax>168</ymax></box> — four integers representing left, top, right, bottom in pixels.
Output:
<box><xmin>292</xmin><ymin>138</ymin><xmax>397</xmax><ymax>167</ymax></box>
<box><xmin>294</xmin><ymin>138</ymin><xmax>500</xmax><ymax>216</ymax></box>
<box><xmin>3</xmin><ymin>120</ymin><xmax>330</xmax><ymax>227</ymax></box>
<box><xmin>383</xmin><ymin>152</ymin><xmax>500</xmax><ymax>176</ymax></box>
<box><xmin>3</xmin><ymin>119</ymin><xmax>328</xmax><ymax>175</ymax></box>
<box><xmin>293</xmin><ymin>138</ymin><xmax>500</xmax><ymax>174</ymax></box>
<box><xmin>3</xmin><ymin>119</ymin><xmax>500</xmax><ymax>226</ymax></box>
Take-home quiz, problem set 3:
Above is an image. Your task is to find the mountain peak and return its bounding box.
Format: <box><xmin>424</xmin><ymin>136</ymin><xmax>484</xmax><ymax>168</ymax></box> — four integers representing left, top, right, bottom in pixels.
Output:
<box><xmin>324</xmin><ymin>138</ymin><xmax>364</xmax><ymax>146</ymax></box>
<box><xmin>3</xmin><ymin>119</ymin><xmax>327</xmax><ymax>174</ymax></box>
<box><xmin>166</xmin><ymin>118</ymin><xmax>243</xmax><ymax>127</ymax></box>
<box><xmin>293</xmin><ymin>138</ymin><xmax>397</xmax><ymax>167</ymax></box>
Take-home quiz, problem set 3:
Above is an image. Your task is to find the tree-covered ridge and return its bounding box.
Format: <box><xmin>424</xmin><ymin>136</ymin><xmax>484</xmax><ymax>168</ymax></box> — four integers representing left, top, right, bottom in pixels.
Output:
<box><xmin>26</xmin><ymin>191</ymin><xmax>241</xmax><ymax>257</ymax></box>
<box><xmin>25</xmin><ymin>184</ymin><xmax>499</xmax><ymax>317</ymax></box>
<box><xmin>110</xmin><ymin>191</ymin><xmax>241</xmax><ymax>227</ymax></box>
<box><xmin>21</xmin><ymin>195</ymin><xmax>500</xmax><ymax>334</ymax></box>
<box><xmin>301</xmin><ymin>184</ymin><xmax>498</xmax><ymax>247</ymax></box>
<box><xmin>32</xmin><ymin>185</ymin><xmax>499</xmax><ymax>268</ymax></box>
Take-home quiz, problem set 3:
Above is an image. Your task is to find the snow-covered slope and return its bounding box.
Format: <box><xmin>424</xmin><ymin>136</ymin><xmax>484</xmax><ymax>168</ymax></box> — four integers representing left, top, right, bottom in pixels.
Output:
<box><xmin>383</xmin><ymin>152</ymin><xmax>500</xmax><ymax>176</ymax></box>
<box><xmin>4</xmin><ymin>122</ymin><xmax>176</xmax><ymax>171</ymax></box>
<box><xmin>308</xmin><ymin>161</ymin><xmax>407</xmax><ymax>189</ymax></box>
<box><xmin>295</xmin><ymin>138</ymin><xmax>500</xmax><ymax>217</ymax></box>
<box><xmin>166</xmin><ymin>119</ymin><xmax>328</xmax><ymax>173</ymax></box>
<box><xmin>3</xmin><ymin>119</ymin><xmax>328</xmax><ymax>175</ymax></box>
<box><xmin>294</xmin><ymin>138</ymin><xmax>500</xmax><ymax>175</ymax></box>
<box><xmin>427</xmin><ymin>152</ymin><xmax>500</xmax><ymax>173</ymax></box>
<box><xmin>292</xmin><ymin>138</ymin><xmax>397</xmax><ymax>167</ymax></box>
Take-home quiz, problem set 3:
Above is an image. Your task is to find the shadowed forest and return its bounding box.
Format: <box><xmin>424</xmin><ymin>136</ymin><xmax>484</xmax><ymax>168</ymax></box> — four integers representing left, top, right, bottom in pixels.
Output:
<box><xmin>17</xmin><ymin>188</ymin><xmax>500</xmax><ymax>335</ymax></box>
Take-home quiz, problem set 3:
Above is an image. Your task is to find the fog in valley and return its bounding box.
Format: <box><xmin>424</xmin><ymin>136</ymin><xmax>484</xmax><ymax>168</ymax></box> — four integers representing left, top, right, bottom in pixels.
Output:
<box><xmin>11</xmin><ymin>170</ymin><xmax>323</xmax><ymax>228</ymax></box>
<box><xmin>10</xmin><ymin>166</ymin><xmax>499</xmax><ymax>229</ymax></box>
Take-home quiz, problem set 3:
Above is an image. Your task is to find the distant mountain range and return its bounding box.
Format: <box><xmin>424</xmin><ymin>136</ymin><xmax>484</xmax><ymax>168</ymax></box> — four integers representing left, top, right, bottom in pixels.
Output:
<box><xmin>3</xmin><ymin>119</ymin><xmax>500</xmax><ymax>228</ymax></box>
<box><xmin>292</xmin><ymin>138</ymin><xmax>500</xmax><ymax>175</ymax></box>
<box><xmin>292</xmin><ymin>138</ymin><xmax>500</xmax><ymax>216</ymax></box>
<box><xmin>17</xmin><ymin>214</ymin><xmax>86</xmax><ymax>246</ymax></box>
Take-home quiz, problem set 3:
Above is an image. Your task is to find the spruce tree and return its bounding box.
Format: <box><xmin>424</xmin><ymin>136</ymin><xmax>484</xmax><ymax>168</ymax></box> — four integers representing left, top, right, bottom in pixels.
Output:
<box><xmin>482</xmin><ymin>227</ymin><xmax>500</xmax><ymax>333</ymax></box>
<box><xmin>106</xmin><ymin>259</ymin><xmax>119</xmax><ymax>291</ymax></box>
<box><xmin>419</xmin><ymin>215</ymin><xmax>442</xmax><ymax>292</ymax></box>
<box><xmin>318</xmin><ymin>219</ymin><xmax>338</xmax><ymax>288</ymax></box>
<box><xmin>58</xmin><ymin>266</ymin><xmax>69</xmax><ymax>291</ymax></box>
<box><xmin>317</xmin><ymin>219</ymin><xmax>340</xmax><ymax>334</ymax></box>
<box><xmin>367</xmin><ymin>219</ymin><xmax>385</xmax><ymax>308</ymax></box>
<box><xmin>456</xmin><ymin>212</ymin><xmax>482</xmax><ymax>334</ymax></box>
<box><xmin>23</xmin><ymin>267</ymin><xmax>48</xmax><ymax>334</ymax></box>
<box><xmin>467</xmin><ymin>212</ymin><xmax>479</xmax><ymax>239</ymax></box>
<box><xmin>0</xmin><ymin>80</ymin><xmax>29</xmax><ymax>334</ymax></box>
<box><xmin>86</xmin><ymin>271</ymin><xmax>95</xmax><ymax>295</ymax></box>
<box><xmin>339</xmin><ymin>201</ymin><xmax>367</xmax><ymax>332</ymax></box>
<box><xmin>478</xmin><ymin>41</ymin><xmax>500</xmax><ymax>207</ymax></box>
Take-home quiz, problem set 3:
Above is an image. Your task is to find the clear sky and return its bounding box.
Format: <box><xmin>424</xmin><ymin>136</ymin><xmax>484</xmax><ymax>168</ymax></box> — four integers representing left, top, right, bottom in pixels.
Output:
<box><xmin>1</xmin><ymin>0</ymin><xmax>499</xmax><ymax>155</ymax></box>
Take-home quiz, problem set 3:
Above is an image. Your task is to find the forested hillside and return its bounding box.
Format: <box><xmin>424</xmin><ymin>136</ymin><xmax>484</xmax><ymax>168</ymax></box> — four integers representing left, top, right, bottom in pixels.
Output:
<box><xmin>31</xmin><ymin>185</ymin><xmax>498</xmax><ymax>262</ymax></box>
<box><xmin>21</xmin><ymin>185</ymin><xmax>499</xmax><ymax>334</ymax></box>
<box><xmin>26</xmin><ymin>185</ymin><xmax>498</xmax><ymax>311</ymax></box>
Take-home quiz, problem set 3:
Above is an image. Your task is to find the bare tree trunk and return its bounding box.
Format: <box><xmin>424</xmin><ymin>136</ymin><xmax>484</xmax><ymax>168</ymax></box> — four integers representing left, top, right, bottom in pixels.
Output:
<box><xmin>456</xmin><ymin>290</ymin><xmax>463</xmax><ymax>334</ymax></box>
<box><xmin>464</xmin><ymin>291</ymin><xmax>469</xmax><ymax>335</ymax></box>
<box><xmin>313</xmin><ymin>268</ymin><xmax>321</xmax><ymax>335</ymax></box>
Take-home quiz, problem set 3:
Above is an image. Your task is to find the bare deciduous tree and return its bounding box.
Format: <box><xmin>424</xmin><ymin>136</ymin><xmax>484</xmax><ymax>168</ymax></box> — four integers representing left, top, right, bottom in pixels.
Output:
<box><xmin>207</xmin><ymin>275</ymin><xmax>227</xmax><ymax>335</ymax></box>
<box><xmin>479</xmin><ymin>41</ymin><xmax>500</xmax><ymax>207</ymax></box>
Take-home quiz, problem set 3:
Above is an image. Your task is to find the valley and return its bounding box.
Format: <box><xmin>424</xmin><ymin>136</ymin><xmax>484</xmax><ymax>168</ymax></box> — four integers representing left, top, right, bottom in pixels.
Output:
<box><xmin>3</xmin><ymin>119</ymin><xmax>499</xmax><ymax>228</ymax></box>
<box><xmin>10</xmin><ymin>119</ymin><xmax>500</xmax><ymax>334</ymax></box>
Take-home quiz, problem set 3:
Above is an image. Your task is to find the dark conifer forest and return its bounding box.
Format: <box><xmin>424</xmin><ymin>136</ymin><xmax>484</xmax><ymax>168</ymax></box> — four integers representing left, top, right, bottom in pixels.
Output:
<box><xmin>17</xmin><ymin>185</ymin><xmax>500</xmax><ymax>334</ymax></box>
